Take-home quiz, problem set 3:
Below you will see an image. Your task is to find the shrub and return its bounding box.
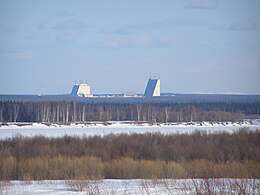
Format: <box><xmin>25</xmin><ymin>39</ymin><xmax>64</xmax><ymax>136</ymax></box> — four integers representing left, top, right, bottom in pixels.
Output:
<box><xmin>104</xmin><ymin>157</ymin><xmax>138</xmax><ymax>179</ymax></box>
<box><xmin>165</xmin><ymin>161</ymin><xmax>187</xmax><ymax>179</ymax></box>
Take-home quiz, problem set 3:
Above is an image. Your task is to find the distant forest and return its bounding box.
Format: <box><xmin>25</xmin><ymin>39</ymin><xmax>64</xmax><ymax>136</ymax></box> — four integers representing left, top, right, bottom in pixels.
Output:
<box><xmin>0</xmin><ymin>101</ymin><xmax>260</xmax><ymax>123</ymax></box>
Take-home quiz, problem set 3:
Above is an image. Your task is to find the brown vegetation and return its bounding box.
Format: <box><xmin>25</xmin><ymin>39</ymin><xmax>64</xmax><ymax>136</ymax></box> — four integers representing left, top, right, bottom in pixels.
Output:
<box><xmin>0</xmin><ymin>129</ymin><xmax>259</xmax><ymax>180</ymax></box>
<box><xmin>0</xmin><ymin>156</ymin><xmax>259</xmax><ymax>180</ymax></box>
<box><xmin>1</xmin><ymin>128</ymin><xmax>259</xmax><ymax>162</ymax></box>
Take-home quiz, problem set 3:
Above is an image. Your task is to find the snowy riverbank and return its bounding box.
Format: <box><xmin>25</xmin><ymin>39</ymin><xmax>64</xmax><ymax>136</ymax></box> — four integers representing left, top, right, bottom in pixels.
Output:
<box><xmin>0</xmin><ymin>121</ymin><xmax>259</xmax><ymax>139</ymax></box>
<box><xmin>1</xmin><ymin>179</ymin><xmax>259</xmax><ymax>195</ymax></box>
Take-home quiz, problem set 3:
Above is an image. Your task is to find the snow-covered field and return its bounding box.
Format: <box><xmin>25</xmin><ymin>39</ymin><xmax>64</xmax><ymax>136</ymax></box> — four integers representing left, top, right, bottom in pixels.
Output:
<box><xmin>0</xmin><ymin>121</ymin><xmax>260</xmax><ymax>139</ymax></box>
<box><xmin>1</xmin><ymin>179</ymin><xmax>259</xmax><ymax>195</ymax></box>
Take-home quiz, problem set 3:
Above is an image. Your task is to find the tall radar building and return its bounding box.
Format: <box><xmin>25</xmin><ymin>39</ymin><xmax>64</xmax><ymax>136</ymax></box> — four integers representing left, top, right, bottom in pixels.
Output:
<box><xmin>144</xmin><ymin>78</ymin><xmax>160</xmax><ymax>97</ymax></box>
<box><xmin>71</xmin><ymin>83</ymin><xmax>91</xmax><ymax>97</ymax></box>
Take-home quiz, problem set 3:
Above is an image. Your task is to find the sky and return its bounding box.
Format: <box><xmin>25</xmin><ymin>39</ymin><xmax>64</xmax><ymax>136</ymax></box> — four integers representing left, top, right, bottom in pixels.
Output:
<box><xmin>0</xmin><ymin>0</ymin><xmax>260</xmax><ymax>95</ymax></box>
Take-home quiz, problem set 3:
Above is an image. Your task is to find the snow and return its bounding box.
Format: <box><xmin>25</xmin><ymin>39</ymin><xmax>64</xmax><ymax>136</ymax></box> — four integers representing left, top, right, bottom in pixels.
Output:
<box><xmin>0</xmin><ymin>121</ymin><xmax>259</xmax><ymax>139</ymax></box>
<box><xmin>1</xmin><ymin>179</ymin><xmax>259</xmax><ymax>194</ymax></box>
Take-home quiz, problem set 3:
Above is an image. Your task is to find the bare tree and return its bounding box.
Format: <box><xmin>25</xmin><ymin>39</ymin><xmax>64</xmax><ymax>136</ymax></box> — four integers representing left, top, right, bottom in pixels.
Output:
<box><xmin>165</xmin><ymin>107</ymin><xmax>170</xmax><ymax>124</ymax></box>
<box><xmin>136</xmin><ymin>104</ymin><xmax>142</xmax><ymax>122</ymax></box>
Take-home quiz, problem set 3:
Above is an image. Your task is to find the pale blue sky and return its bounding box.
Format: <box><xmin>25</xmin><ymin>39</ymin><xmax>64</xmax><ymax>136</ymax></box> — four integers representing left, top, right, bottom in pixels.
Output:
<box><xmin>0</xmin><ymin>0</ymin><xmax>260</xmax><ymax>94</ymax></box>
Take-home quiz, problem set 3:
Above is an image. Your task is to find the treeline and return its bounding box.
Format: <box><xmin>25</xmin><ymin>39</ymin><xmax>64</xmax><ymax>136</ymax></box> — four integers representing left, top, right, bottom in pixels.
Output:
<box><xmin>0</xmin><ymin>129</ymin><xmax>259</xmax><ymax>180</ymax></box>
<box><xmin>0</xmin><ymin>101</ymin><xmax>259</xmax><ymax>122</ymax></box>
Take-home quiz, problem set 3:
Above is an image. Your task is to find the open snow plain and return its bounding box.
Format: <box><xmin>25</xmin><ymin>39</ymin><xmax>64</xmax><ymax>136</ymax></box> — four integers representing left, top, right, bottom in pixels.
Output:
<box><xmin>0</xmin><ymin>121</ymin><xmax>260</xmax><ymax>139</ymax></box>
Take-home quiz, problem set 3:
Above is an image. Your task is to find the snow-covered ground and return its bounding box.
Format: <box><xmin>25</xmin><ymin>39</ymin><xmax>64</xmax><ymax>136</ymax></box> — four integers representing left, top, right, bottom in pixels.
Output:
<box><xmin>0</xmin><ymin>121</ymin><xmax>260</xmax><ymax>139</ymax></box>
<box><xmin>1</xmin><ymin>179</ymin><xmax>259</xmax><ymax>195</ymax></box>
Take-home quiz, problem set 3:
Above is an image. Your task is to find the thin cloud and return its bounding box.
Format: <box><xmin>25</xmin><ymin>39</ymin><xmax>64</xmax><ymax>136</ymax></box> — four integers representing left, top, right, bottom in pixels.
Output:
<box><xmin>38</xmin><ymin>21</ymin><xmax>50</xmax><ymax>30</ymax></box>
<box><xmin>103</xmin><ymin>34</ymin><xmax>179</xmax><ymax>49</ymax></box>
<box><xmin>54</xmin><ymin>19</ymin><xmax>92</xmax><ymax>30</ymax></box>
<box><xmin>104</xmin><ymin>35</ymin><xmax>153</xmax><ymax>48</ymax></box>
<box><xmin>56</xmin><ymin>32</ymin><xmax>78</xmax><ymax>42</ymax></box>
<box><xmin>211</xmin><ymin>21</ymin><xmax>260</xmax><ymax>31</ymax></box>
<box><xmin>146</xmin><ymin>18</ymin><xmax>207</xmax><ymax>28</ymax></box>
<box><xmin>0</xmin><ymin>26</ymin><xmax>17</xmax><ymax>34</ymax></box>
<box><xmin>228</xmin><ymin>21</ymin><xmax>260</xmax><ymax>31</ymax></box>
<box><xmin>27</xmin><ymin>32</ymin><xmax>49</xmax><ymax>40</ymax></box>
<box><xmin>100</xmin><ymin>26</ymin><xmax>140</xmax><ymax>35</ymax></box>
<box><xmin>159</xmin><ymin>34</ymin><xmax>179</xmax><ymax>46</ymax></box>
<box><xmin>55</xmin><ymin>10</ymin><xmax>74</xmax><ymax>17</ymax></box>
<box><xmin>185</xmin><ymin>0</ymin><xmax>219</xmax><ymax>9</ymax></box>
<box><xmin>11</xmin><ymin>51</ymin><xmax>33</xmax><ymax>60</ymax></box>
<box><xmin>99</xmin><ymin>18</ymin><xmax>207</xmax><ymax>34</ymax></box>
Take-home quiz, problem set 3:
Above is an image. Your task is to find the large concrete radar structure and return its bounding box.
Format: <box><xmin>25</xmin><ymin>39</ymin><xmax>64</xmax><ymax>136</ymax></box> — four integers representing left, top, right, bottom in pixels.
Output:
<box><xmin>71</xmin><ymin>83</ymin><xmax>91</xmax><ymax>97</ymax></box>
<box><xmin>144</xmin><ymin>78</ymin><xmax>160</xmax><ymax>97</ymax></box>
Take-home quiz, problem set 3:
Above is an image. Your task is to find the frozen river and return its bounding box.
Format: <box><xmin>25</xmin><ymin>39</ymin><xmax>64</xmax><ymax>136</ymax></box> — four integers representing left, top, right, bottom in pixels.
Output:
<box><xmin>0</xmin><ymin>121</ymin><xmax>259</xmax><ymax>139</ymax></box>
